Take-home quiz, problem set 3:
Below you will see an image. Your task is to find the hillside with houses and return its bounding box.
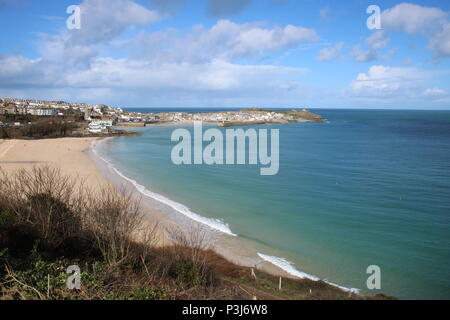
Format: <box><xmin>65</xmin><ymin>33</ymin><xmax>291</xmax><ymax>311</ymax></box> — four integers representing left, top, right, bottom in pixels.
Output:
<box><xmin>0</xmin><ymin>98</ymin><xmax>323</xmax><ymax>137</ymax></box>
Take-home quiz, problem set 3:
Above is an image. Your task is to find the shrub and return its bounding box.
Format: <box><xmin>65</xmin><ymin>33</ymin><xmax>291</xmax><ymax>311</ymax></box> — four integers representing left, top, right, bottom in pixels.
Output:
<box><xmin>169</xmin><ymin>257</ymin><xmax>205</xmax><ymax>287</ymax></box>
<box><xmin>0</xmin><ymin>166</ymin><xmax>147</xmax><ymax>265</ymax></box>
<box><xmin>83</xmin><ymin>186</ymin><xmax>144</xmax><ymax>266</ymax></box>
<box><xmin>2</xmin><ymin>166</ymin><xmax>84</xmax><ymax>250</ymax></box>
<box><xmin>166</xmin><ymin>227</ymin><xmax>216</xmax><ymax>288</ymax></box>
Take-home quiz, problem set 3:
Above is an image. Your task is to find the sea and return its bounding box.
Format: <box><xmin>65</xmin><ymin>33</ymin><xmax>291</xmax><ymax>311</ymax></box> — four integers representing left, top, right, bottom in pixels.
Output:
<box><xmin>93</xmin><ymin>108</ymin><xmax>450</xmax><ymax>299</ymax></box>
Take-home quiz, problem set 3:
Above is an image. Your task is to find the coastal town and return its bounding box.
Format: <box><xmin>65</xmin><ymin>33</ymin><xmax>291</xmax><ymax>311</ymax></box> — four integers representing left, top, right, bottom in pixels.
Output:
<box><xmin>0</xmin><ymin>98</ymin><xmax>323</xmax><ymax>136</ymax></box>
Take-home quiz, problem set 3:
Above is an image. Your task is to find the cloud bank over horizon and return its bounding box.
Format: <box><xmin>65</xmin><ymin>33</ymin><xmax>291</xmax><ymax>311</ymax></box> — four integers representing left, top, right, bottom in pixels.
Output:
<box><xmin>0</xmin><ymin>0</ymin><xmax>449</xmax><ymax>109</ymax></box>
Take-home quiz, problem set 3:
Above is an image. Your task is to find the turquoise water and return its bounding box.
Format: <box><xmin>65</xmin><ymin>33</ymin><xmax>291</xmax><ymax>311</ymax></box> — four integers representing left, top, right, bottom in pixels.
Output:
<box><xmin>98</xmin><ymin>109</ymin><xmax>450</xmax><ymax>299</ymax></box>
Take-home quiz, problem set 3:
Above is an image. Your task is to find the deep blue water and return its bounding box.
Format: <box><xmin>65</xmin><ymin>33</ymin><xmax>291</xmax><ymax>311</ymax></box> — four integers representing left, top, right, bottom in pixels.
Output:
<box><xmin>99</xmin><ymin>108</ymin><xmax>450</xmax><ymax>299</ymax></box>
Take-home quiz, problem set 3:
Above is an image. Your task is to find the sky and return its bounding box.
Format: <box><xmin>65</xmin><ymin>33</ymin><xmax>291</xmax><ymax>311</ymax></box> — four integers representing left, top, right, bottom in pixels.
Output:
<box><xmin>0</xmin><ymin>0</ymin><xmax>449</xmax><ymax>109</ymax></box>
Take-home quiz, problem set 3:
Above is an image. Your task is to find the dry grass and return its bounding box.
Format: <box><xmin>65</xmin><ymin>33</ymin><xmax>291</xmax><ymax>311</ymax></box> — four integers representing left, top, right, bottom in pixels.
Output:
<box><xmin>1</xmin><ymin>166</ymin><xmax>84</xmax><ymax>249</ymax></box>
<box><xmin>0</xmin><ymin>165</ymin><xmax>391</xmax><ymax>300</ymax></box>
<box><xmin>0</xmin><ymin>166</ymin><xmax>151</xmax><ymax>263</ymax></box>
<box><xmin>83</xmin><ymin>185</ymin><xmax>144</xmax><ymax>266</ymax></box>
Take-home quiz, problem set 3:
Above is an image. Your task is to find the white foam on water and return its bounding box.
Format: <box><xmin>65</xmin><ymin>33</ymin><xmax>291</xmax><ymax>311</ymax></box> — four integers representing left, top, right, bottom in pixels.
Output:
<box><xmin>91</xmin><ymin>139</ymin><xmax>237</xmax><ymax>237</ymax></box>
<box><xmin>91</xmin><ymin>139</ymin><xmax>358</xmax><ymax>294</ymax></box>
<box><xmin>323</xmin><ymin>280</ymin><xmax>360</xmax><ymax>294</ymax></box>
<box><xmin>257</xmin><ymin>253</ymin><xmax>360</xmax><ymax>294</ymax></box>
<box><xmin>257</xmin><ymin>253</ymin><xmax>320</xmax><ymax>280</ymax></box>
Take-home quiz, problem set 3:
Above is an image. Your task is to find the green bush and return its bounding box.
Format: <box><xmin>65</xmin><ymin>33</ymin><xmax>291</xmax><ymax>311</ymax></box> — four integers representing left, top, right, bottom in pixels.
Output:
<box><xmin>106</xmin><ymin>286</ymin><xmax>170</xmax><ymax>300</ymax></box>
<box><xmin>169</xmin><ymin>258</ymin><xmax>205</xmax><ymax>287</ymax></box>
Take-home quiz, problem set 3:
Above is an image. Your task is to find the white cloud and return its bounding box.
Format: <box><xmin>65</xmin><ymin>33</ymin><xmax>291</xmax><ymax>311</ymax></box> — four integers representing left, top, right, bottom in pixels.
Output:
<box><xmin>352</xmin><ymin>45</ymin><xmax>377</xmax><ymax>63</ymax></box>
<box><xmin>348</xmin><ymin>65</ymin><xmax>450</xmax><ymax>107</ymax></box>
<box><xmin>0</xmin><ymin>54</ymin><xmax>310</xmax><ymax>106</ymax></box>
<box><xmin>0</xmin><ymin>15</ymin><xmax>316</xmax><ymax>106</ymax></box>
<box><xmin>35</xmin><ymin>0</ymin><xmax>160</xmax><ymax>68</ymax></box>
<box><xmin>130</xmin><ymin>19</ymin><xmax>319</xmax><ymax>62</ymax></box>
<box><xmin>64</xmin><ymin>58</ymin><xmax>307</xmax><ymax>91</ymax></box>
<box><xmin>316</xmin><ymin>42</ymin><xmax>343</xmax><ymax>61</ymax></box>
<box><xmin>382</xmin><ymin>3</ymin><xmax>447</xmax><ymax>34</ymax></box>
<box><xmin>428</xmin><ymin>23</ymin><xmax>450</xmax><ymax>58</ymax></box>
<box><xmin>215</xmin><ymin>21</ymin><xmax>318</xmax><ymax>59</ymax></box>
<box><xmin>0</xmin><ymin>56</ymin><xmax>62</xmax><ymax>88</ymax></box>
<box><xmin>352</xmin><ymin>31</ymin><xmax>388</xmax><ymax>62</ymax></box>
<box><xmin>423</xmin><ymin>87</ymin><xmax>447</xmax><ymax>98</ymax></box>
<box><xmin>73</xmin><ymin>0</ymin><xmax>160</xmax><ymax>45</ymax></box>
<box><xmin>3</xmin><ymin>0</ymin><xmax>446</xmax><ymax>108</ymax></box>
<box><xmin>382</xmin><ymin>3</ymin><xmax>450</xmax><ymax>58</ymax></box>
<box><xmin>353</xmin><ymin>3</ymin><xmax>450</xmax><ymax>61</ymax></box>
<box><xmin>365</xmin><ymin>31</ymin><xmax>388</xmax><ymax>50</ymax></box>
<box><xmin>351</xmin><ymin>65</ymin><xmax>429</xmax><ymax>97</ymax></box>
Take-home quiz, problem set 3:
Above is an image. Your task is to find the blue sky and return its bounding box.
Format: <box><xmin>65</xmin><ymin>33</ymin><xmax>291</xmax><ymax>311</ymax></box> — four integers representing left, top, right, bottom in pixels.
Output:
<box><xmin>0</xmin><ymin>0</ymin><xmax>449</xmax><ymax>109</ymax></box>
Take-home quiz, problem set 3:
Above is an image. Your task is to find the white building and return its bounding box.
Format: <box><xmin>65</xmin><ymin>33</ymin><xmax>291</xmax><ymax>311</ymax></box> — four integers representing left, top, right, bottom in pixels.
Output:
<box><xmin>29</xmin><ymin>108</ymin><xmax>58</xmax><ymax>116</ymax></box>
<box><xmin>88</xmin><ymin>120</ymin><xmax>113</xmax><ymax>133</ymax></box>
<box><xmin>88</xmin><ymin>123</ymin><xmax>102</xmax><ymax>133</ymax></box>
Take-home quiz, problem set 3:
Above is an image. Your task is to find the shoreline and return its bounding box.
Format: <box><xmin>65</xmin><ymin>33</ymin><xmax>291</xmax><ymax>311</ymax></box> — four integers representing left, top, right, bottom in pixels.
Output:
<box><xmin>88</xmin><ymin>136</ymin><xmax>360</xmax><ymax>294</ymax></box>
<box><xmin>87</xmin><ymin>138</ymin><xmax>288</xmax><ymax>275</ymax></box>
<box><xmin>0</xmin><ymin>136</ymin><xmax>360</xmax><ymax>295</ymax></box>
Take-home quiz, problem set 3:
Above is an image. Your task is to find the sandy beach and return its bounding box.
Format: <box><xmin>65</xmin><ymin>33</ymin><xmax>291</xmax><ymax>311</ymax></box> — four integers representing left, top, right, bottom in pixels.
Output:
<box><xmin>0</xmin><ymin>138</ymin><xmax>108</xmax><ymax>189</ymax></box>
<box><xmin>0</xmin><ymin>137</ymin><xmax>172</xmax><ymax>246</ymax></box>
<box><xmin>0</xmin><ymin>137</ymin><xmax>293</xmax><ymax>279</ymax></box>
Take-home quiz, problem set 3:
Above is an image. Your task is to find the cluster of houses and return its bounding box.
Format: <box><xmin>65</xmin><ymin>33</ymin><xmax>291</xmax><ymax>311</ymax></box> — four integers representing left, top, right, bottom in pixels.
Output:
<box><xmin>0</xmin><ymin>98</ymin><xmax>120</xmax><ymax>119</ymax></box>
<box><xmin>1</xmin><ymin>97</ymin><xmax>316</xmax><ymax>133</ymax></box>
<box><xmin>156</xmin><ymin>110</ymin><xmax>299</xmax><ymax>123</ymax></box>
<box><xmin>0</xmin><ymin>98</ymin><xmax>147</xmax><ymax>133</ymax></box>
<box><xmin>0</xmin><ymin>104</ymin><xmax>59</xmax><ymax>117</ymax></box>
